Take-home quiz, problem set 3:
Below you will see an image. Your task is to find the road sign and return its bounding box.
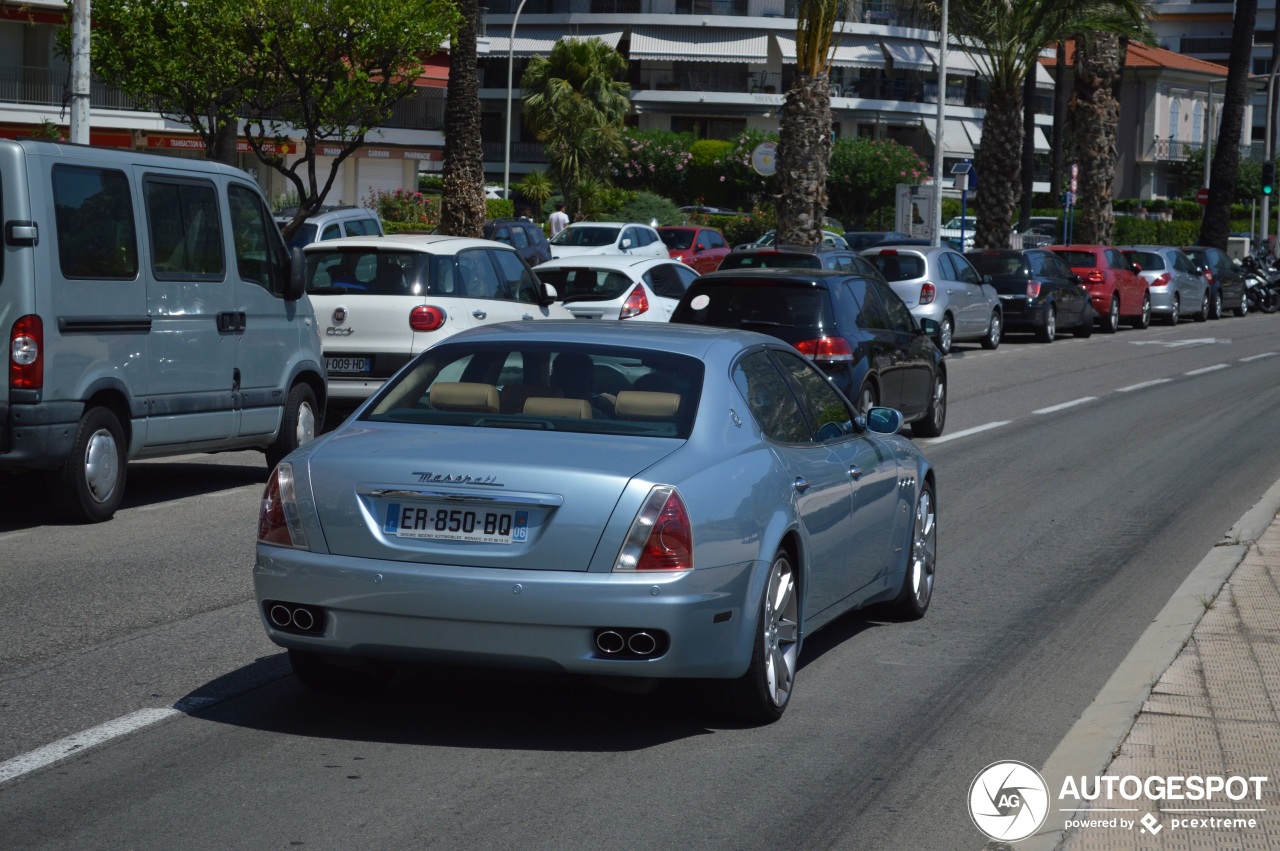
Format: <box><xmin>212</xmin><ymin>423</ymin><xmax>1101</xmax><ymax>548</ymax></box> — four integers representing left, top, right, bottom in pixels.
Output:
<box><xmin>751</xmin><ymin>142</ymin><xmax>776</xmax><ymax>176</ymax></box>
<box><xmin>1197</xmin><ymin>187</ymin><xmax>1210</xmax><ymax>206</ymax></box>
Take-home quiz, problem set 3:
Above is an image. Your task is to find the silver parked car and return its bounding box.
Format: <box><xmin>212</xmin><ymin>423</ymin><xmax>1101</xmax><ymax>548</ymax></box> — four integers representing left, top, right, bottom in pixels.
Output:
<box><xmin>255</xmin><ymin>322</ymin><xmax>937</xmax><ymax>723</ymax></box>
<box><xmin>861</xmin><ymin>244</ymin><xmax>1003</xmax><ymax>354</ymax></box>
<box><xmin>1118</xmin><ymin>246</ymin><xmax>1207</xmax><ymax>326</ymax></box>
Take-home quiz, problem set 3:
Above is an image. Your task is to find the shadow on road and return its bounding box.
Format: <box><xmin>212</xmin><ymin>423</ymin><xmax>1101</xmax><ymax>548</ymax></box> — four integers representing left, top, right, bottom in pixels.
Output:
<box><xmin>0</xmin><ymin>458</ymin><xmax>266</xmax><ymax>533</ymax></box>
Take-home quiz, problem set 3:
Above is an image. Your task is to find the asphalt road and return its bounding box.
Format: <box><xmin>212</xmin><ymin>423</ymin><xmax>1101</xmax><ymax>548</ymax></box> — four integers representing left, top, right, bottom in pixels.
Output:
<box><xmin>3</xmin><ymin>312</ymin><xmax>1280</xmax><ymax>849</ymax></box>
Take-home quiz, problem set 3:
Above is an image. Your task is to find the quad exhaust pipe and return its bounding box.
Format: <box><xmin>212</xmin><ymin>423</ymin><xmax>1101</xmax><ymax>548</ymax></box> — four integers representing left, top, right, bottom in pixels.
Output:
<box><xmin>593</xmin><ymin>627</ymin><xmax>668</xmax><ymax>659</ymax></box>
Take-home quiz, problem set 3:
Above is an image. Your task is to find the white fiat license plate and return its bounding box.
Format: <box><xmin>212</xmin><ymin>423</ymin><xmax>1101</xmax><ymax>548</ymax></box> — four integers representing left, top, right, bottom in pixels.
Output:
<box><xmin>384</xmin><ymin>502</ymin><xmax>529</xmax><ymax>544</ymax></box>
<box><xmin>327</xmin><ymin>356</ymin><xmax>371</xmax><ymax>374</ymax></box>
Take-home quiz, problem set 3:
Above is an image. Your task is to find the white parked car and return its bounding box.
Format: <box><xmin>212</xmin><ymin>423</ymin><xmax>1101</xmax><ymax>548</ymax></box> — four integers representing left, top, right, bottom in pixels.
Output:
<box><xmin>548</xmin><ymin>222</ymin><xmax>668</xmax><ymax>259</ymax></box>
<box><xmin>533</xmin><ymin>256</ymin><xmax>699</xmax><ymax>321</ymax></box>
<box><xmin>305</xmin><ymin>234</ymin><xmax>574</xmax><ymax>407</ymax></box>
<box><xmin>938</xmin><ymin>216</ymin><xmax>976</xmax><ymax>249</ymax></box>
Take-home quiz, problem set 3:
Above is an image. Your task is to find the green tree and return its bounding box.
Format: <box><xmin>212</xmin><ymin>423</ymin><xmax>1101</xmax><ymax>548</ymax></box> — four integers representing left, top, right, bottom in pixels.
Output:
<box><xmin>921</xmin><ymin>0</ymin><xmax>1149</xmax><ymax>248</ymax></box>
<box><xmin>70</xmin><ymin>0</ymin><xmax>248</xmax><ymax>164</ymax></box>
<box><xmin>827</xmin><ymin>136</ymin><xmax>929</xmax><ymax>229</ymax></box>
<box><xmin>514</xmin><ymin>170</ymin><xmax>556</xmax><ymax>215</ymax></box>
<box><xmin>521</xmin><ymin>37</ymin><xmax>631</xmax><ymax>218</ymax></box>
<box><xmin>81</xmin><ymin>0</ymin><xmax>459</xmax><ymax>241</ymax></box>
<box><xmin>774</xmin><ymin>0</ymin><xmax>840</xmax><ymax>247</ymax></box>
<box><xmin>439</xmin><ymin>0</ymin><xmax>486</xmax><ymax>237</ymax></box>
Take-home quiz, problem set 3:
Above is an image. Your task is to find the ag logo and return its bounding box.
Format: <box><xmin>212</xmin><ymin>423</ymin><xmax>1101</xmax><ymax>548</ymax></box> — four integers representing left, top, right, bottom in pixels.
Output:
<box><xmin>968</xmin><ymin>760</ymin><xmax>1050</xmax><ymax>842</ymax></box>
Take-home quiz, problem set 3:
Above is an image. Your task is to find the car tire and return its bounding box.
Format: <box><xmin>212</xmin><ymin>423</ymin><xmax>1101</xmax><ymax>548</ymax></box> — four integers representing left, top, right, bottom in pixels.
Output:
<box><xmin>1194</xmin><ymin>290</ymin><xmax>1210</xmax><ymax>322</ymax></box>
<box><xmin>1165</xmin><ymin>294</ymin><xmax>1180</xmax><ymax>326</ymax></box>
<box><xmin>1235</xmin><ymin>291</ymin><xmax>1249</xmax><ymax>317</ymax></box>
<box><xmin>980</xmin><ymin>311</ymin><xmax>1001</xmax><ymax>350</ymax></box>
<box><xmin>1209</xmin><ymin>289</ymin><xmax>1223</xmax><ymax>320</ymax></box>
<box><xmin>1072</xmin><ymin>305</ymin><xmax>1093</xmax><ymax>338</ymax></box>
<box><xmin>716</xmin><ymin>549</ymin><xmax>799</xmax><ymax>724</ymax></box>
<box><xmin>50</xmin><ymin>405</ymin><xmax>128</xmax><ymax>523</ymax></box>
<box><xmin>1035</xmin><ymin>305</ymin><xmax>1056</xmax><ymax>343</ymax></box>
<box><xmin>912</xmin><ymin>370</ymin><xmax>947</xmax><ymax>438</ymax></box>
<box><xmin>288</xmin><ymin>649</ymin><xmax>392</xmax><ymax>695</ymax></box>
<box><xmin>932</xmin><ymin>314</ymin><xmax>954</xmax><ymax>355</ymax></box>
<box><xmin>887</xmin><ymin>483</ymin><xmax>936</xmax><ymax>621</ymax></box>
<box><xmin>1101</xmin><ymin>294</ymin><xmax>1120</xmax><ymax>333</ymax></box>
<box><xmin>1131</xmin><ymin>293</ymin><xmax>1152</xmax><ymax>329</ymax></box>
<box><xmin>267</xmin><ymin>383</ymin><xmax>320</xmax><ymax>470</ymax></box>
<box><xmin>855</xmin><ymin>381</ymin><xmax>878</xmax><ymax>415</ymax></box>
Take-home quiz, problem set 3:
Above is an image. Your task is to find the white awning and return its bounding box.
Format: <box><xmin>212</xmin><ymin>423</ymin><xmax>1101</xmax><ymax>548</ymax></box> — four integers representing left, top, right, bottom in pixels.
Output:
<box><xmin>961</xmin><ymin>119</ymin><xmax>984</xmax><ymax>148</ymax></box>
<box><xmin>630</xmin><ymin>27</ymin><xmax>768</xmax><ymax>63</ymax></box>
<box><xmin>927</xmin><ymin>46</ymin><xmax>981</xmax><ymax>77</ymax></box>
<box><xmin>487</xmin><ymin>27</ymin><xmax>623</xmax><ymax>57</ymax></box>
<box><xmin>925</xmin><ymin>119</ymin><xmax>975</xmax><ymax>155</ymax></box>
<box><xmin>1034</xmin><ymin>126</ymin><xmax>1050</xmax><ymax>153</ymax></box>
<box><xmin>1034</xmin><ymin>61</ymin><xmax>1055</xmax><ymax>89</ymax></box>
<box><xmin>775</xmin><ymin>33</ymin><xmax>886</xmax><ymax>69</ymax></box>
<box><xmin>882</xmin><ymin>39</ymin><xmax>933</xmax><ymax>72</ymax></box>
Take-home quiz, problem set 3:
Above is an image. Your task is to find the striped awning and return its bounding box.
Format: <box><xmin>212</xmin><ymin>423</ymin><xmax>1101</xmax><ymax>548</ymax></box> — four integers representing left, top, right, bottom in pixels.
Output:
<box><xmin>629</xmin><ymin>27</ymin><xmax>768</xmax><ymax>63</ymax></box>
<box><xmin>775</xmin><ymin>33</ymin><xmax>886</xmax><ymax>69</ymax></box>
<box><xmin>1034</xmin><ymin>61</ymin><xmax>1055</xmax><ymax>89</ymax></box>
<box><xmin>1034</xmin><ymin>126</ymin><xmax>1051</xmax><ymax>153</ymax></box>
<box><xmin>882</xmin><ymin>39</ymin><xmax>933</xmax><ymax>72</ymax></box>
<box><xmin>487</xmin><ymin>26</ymin><xmax>623</xmax><ymax>57</ymax></box>
<box><xmin>927</xmin><ymin>46</ymin><xmax>981</xmax><ymax>77</ymax></box>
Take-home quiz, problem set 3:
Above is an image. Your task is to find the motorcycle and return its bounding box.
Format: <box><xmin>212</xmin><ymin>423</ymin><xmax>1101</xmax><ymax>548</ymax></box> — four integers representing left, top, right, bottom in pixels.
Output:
<box><xmin>1240</xmin><ymin>253</ymin><xmax>1280</xmax><ymax>314</ymax></box>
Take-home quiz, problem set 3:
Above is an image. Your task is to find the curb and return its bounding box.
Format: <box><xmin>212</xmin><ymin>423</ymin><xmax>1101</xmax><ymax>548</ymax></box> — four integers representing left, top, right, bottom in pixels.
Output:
<box><xmin>982</xmin><ymin>475</ymin><xmax>1280</xmax><ymax>851</ymax></box>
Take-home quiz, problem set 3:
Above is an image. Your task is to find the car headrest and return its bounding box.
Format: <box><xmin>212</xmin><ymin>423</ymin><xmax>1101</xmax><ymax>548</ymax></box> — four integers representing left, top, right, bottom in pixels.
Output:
<box><xmin>429</xmin><ymin>382</ymin><xmax>500</xmax><ymax>413</ymax></box>
<box><xmin>614</xmin><ymin>390</ymin><xmax>681</xmax><ymax>420</ymax></box>
<box><xmin>523</xmin><ymin>397</ymin><xmax>593</xmax><ymax>419</ymax></box>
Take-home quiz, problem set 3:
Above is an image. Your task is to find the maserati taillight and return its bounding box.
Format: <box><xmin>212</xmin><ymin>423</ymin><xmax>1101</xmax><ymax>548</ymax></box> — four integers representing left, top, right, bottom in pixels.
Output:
<box><xmin>259</xmin><ymin>462</ymin><xmax>310</xmax><ymax>549</ymax></box>
<box><xmin>9</xmin><ymin>314</ymin><xmax>42</xmax><ymax>390</ymax></box>
<box><xmin>614</xmin><ymin>486</ymin><xmax>693</xmax><ymax>572</ymax></box>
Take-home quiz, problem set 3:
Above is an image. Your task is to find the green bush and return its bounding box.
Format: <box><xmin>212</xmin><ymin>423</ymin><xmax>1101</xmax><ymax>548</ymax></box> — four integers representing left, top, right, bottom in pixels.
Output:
<box><xmin>611</xmin><ymin>191</ymin><xmax>684</xmax><ymax>226</ymax></box>
<box><xmin>418</xmin><ymin>174</ymin><xmax>444</xmax><ymax>193</ymax></box>
<box><xmin>369</xmin><ymin>188</ymin><xmax>439</xmax><ymax>228</ymax></box>
<box><xmin>486</xmin><ymin>199</ymin><xmax>515</xmax><ymax>219</ymax></box>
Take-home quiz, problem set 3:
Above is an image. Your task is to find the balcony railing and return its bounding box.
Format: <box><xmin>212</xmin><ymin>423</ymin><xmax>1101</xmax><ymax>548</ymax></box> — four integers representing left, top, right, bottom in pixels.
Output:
<box><xmin>635</xmin><ymin>68</ymin><xmax>782</xmax><ymax>94</ymax></box>
<box><xmin>0</xmin><ymin>64</ymin><xmax>139</xmax><ymax>111</ymax></box>
<box><xmin>1149</xmin><ymin>137</ymin><xmax>1261</xmax><ymax>163</ymax></box>
<box><xmin>483</xmin><ymin>141</ymin><xmax>548</xmax><ymax>162</ymax></box>
<box><xmin>382</xmin><ymin>91</ymin><xmax>446</xmax><ymax>131</ymax></box>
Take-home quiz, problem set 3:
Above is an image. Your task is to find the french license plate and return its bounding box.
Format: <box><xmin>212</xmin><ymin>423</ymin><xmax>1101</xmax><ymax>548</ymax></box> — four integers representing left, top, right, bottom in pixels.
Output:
<box><xmin>384</xmin><ymin>502</ymin><xmax>529</xmax><ymax>544</ymax></box>
<box><xmin>327</xmin><ymin>356</ymin><xmax>371</xmax><ymax>374</ymax></box>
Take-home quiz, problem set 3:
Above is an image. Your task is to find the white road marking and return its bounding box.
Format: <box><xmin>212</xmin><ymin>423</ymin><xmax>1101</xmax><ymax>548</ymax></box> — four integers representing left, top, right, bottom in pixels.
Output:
<box><xmin>1033</xmin><ymin>397</ymin><xmax>1097</xmax><ymax>414</ymax></box>
<box><xmin>1129</xmin><ymin>338</ymin><xmax>1222</xmax><ymax>347</ymax></box>
<box><xmin>1184</xmin><ymin>363</ymin><xmax>1229</xmax><ymax>376</ymax></box>
<box><xmin>921</xmin><ymin>421</ymin><xmax>1011</xmax><ymax>444</ymax></box>
<box><xmin>1240</xmin><ymin>352</ymin><xmax>1278</xmax><ymax>362</ymax></box>
<box><xmin>0</xmin><ymin>708</ymin><xmax>179</xmax><ymax>785</ymax></box>
<box><xmin>1116</xmin><ymin>378</ymin><xmax>1174</xmax><ymax>393</ymax></box>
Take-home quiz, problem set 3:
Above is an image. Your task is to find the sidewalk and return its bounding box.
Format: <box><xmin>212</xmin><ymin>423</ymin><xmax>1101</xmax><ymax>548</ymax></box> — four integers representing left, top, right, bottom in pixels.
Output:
<box><xmin>1052</xmin><ymin>515</ymin><xmax>1280</xmax><ymax>850</ymax></box>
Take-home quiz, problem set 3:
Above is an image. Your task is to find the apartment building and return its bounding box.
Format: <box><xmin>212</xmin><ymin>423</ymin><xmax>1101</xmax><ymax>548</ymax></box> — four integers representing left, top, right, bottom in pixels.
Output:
<box><xmin>0</xmin><ymin>0</ymin><xmax>448</xmax><ymax>208</ymax></box>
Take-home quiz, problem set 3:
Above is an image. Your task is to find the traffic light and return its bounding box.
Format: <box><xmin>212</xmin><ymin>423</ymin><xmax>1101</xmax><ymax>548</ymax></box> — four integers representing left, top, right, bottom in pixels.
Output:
<box><xmin>1264</xmin><ymin>160</ymin><xmax>1275</xmax><ymax>196</ymax></box>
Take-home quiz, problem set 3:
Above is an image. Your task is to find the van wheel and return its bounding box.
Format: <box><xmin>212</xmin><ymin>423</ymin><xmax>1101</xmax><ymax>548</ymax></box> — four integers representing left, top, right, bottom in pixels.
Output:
<box><xmin>52</xmin><ymin>406</ymin><xmax>127</xmax><ymax>523</ymax></box>
<box><xmin>267</xmin><ymin>383</ymin><xmax>320</xmax><ymax>470</ymax></box>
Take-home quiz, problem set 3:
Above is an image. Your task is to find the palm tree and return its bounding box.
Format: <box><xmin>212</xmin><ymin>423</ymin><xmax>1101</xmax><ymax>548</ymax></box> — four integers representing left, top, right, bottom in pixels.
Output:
<box><xmin>521</xmin><ymin>38</ymin><xmax>630</xmax><ymax>217</ymax></box>
<box><xmin>926</xmin><ymin>0</ymin><xmax>1149</xmax><ymax>249</ymax></box>
<box><xmin>774</xmin><ymin>0</ymin><xmax>841</xmax><ymax>247</ymax></box>
<box><xmin>439</xmin><ymin>0</ymin><xmax>486</xmax><ymax>237</ymax></box>
<box><xmin>1067</xmin><ymin>33</ymin><xmax>1127</xmax><ymax>246</ymax></box>
<box><xmin>1201</xmin><ymin>0</ymin><xmax>1258</xmax><ymax>248</ymax></box>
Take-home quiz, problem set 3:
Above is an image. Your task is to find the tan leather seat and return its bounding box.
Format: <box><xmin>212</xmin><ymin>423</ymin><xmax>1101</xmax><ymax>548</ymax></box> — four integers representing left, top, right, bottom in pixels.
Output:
<box><xmin>614</xmin><ymin>390</ymin><xmax>681</xmax><ymax>420</ymax></box>
<box><xmin>429</xmin><ymin>382</ymin><xmax>500</xmax><ymax>413</ymax></box>
<box><xmin>500</xmin><ymin>384</ymin><xmax>563</xmax><ymax>414</ymax></box>
<box><xmin>523</xmin><ymin>397</ymin><xmax>592</xmax><ymax>419</ymax></box>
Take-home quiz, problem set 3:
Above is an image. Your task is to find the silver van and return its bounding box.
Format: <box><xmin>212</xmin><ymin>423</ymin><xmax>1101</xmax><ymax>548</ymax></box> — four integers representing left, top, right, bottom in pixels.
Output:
<box><xmin>0</xmin><ymin>138</ymin><xmax>326</xmax><ymax>521</ymax></box>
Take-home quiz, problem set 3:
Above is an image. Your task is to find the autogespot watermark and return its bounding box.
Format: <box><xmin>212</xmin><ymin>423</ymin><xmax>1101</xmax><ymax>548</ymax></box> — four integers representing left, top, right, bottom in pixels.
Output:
<box><xmin>967</xmin><ymin>763</ymin><xmax>1270</xmax><ymax>843</ymax></box>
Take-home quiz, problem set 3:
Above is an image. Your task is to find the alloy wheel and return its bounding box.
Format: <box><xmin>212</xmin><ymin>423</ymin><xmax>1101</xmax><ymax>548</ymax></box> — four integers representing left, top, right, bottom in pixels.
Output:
<box><xmin>762</xmin><ymin>554</ymin><xmax>799</xmax><ymax>709</ymax></box>
<box><xmin>909</xmin><ymin>489</ymin><xmax>936</xmax><ymax>611</ymax></box>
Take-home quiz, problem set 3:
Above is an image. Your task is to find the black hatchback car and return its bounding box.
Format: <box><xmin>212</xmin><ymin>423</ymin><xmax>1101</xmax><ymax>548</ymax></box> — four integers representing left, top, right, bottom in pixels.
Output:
<box><xmin>1181</xmin><ymin>246</ymin><xmax>1248</xmax><ymax>318</ymax></box>
<box><xmin>483</xmin><ymin>218</ymin><xmax>552</xmax><ymax>266</ymax></box>
<box><xmin>670</xmin><ymin>269</ymin><xmax>947</xmax><ymax>437</ymax></box>
<box><xmin>966</xmin><ymin>248</ymin><xmax>1093</xmax><ymax>342</ymax></box>
<box><xmin>718</xmin><ymin>245</ymin><xmax>884</xmax><ymax>280</ymax></box>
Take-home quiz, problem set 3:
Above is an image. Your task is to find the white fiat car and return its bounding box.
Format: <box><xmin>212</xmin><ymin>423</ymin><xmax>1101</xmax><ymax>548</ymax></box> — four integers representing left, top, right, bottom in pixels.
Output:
<box><xmin>305</xmin><ymin>235</ymin><xmax>573</xmax><ymax>408</ymax></box>
<box><xmin>547</xmin><ymin>222</ymin><xmax>668</xmax><ymax>259</ymax></box>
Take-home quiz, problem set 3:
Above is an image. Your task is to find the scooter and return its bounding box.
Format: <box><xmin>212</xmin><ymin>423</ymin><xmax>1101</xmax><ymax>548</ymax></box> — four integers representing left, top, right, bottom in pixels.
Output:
<box><xmin>1240</xmin><ymin>254</ymin><xmax>1280</xmax><ymax>314</ymax></box>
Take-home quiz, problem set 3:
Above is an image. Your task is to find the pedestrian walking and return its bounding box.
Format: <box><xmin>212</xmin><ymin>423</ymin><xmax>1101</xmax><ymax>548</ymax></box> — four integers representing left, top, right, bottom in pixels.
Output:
<box><xmin>549</xmin><ymin>202</ymin><xmax>569</xmax><ymax>237</ymax></box>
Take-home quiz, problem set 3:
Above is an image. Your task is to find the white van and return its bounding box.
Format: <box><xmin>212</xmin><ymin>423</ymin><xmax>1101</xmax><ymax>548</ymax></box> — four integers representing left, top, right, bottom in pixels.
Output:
<box><xmin>0</xmin><ymin>138</ymin><xmax>327</xmax><ymax>521</ymax></box>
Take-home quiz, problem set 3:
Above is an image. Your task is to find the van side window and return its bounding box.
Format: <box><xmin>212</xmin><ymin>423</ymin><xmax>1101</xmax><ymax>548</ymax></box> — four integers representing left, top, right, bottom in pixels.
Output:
<box><xmin>52</xmin><ymin>164</ymin><xmax>138</xmax><ymax>279</ymax></box>
<box><xmin>228</xmin><ymin>184</ymin><xmax>289</xmax><ymax>295</ymax></box>
<box><xmin>143</xmin><ymin>178</ymin><xmax>225</xmax><ymax>280</ymax></box>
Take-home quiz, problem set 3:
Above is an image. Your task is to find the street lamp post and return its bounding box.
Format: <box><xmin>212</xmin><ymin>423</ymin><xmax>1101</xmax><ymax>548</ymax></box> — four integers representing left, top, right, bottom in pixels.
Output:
<box><xmin>930</xmin><ymin>0</ymin><xmax>949</xmax><ymax>247</ymax></box>
<box><xmin>503</xmin><ymin>0</ymin><xmax>530</xmax><ymax>201</ymax></box>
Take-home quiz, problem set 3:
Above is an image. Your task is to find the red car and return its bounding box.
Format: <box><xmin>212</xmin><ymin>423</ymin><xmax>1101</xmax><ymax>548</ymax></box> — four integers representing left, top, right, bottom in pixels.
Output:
<box><xmin>1047</xmin><ymin>244</ymin><xmax>1151</xmax><ymax>332</ymax></box>
<box><xmin>657</xmin><ymin>226</ymin><xmax>731</xmax><ymax>274</ymax></box>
